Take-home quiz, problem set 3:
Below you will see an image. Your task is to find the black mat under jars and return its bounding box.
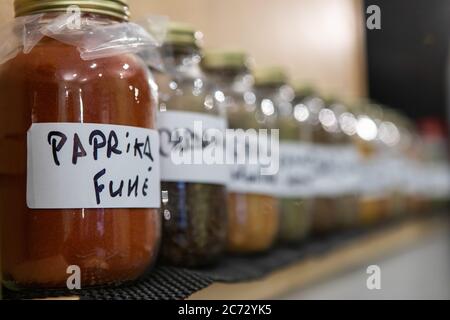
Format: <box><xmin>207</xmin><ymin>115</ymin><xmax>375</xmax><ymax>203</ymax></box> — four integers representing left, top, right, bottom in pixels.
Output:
<box><xmin>3</xmin><ymin>213</ymin><xmax>444</xmax><ymax>300</ymax></box>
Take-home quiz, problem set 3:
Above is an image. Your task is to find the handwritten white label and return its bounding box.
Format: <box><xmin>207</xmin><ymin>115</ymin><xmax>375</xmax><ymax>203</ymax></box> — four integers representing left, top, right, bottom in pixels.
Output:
<box><xmin>227</xmin><ymin>132</ymin><xmax>278</xmax><ymax>195</ymax></box>
<box><xmin>27</xmin><ymin>123</ymin><xmax>161</xmax><ymax>209</ymax></box>
<box><xmin>277</xmin><ymin>142</ymin><xmax>316</xmax><ymax>198</ymax></box>
<box><xmin>310</xmin><ymin>144</ymin><xmax>361</xmax><ymax>196</ymax></box>
<box><xmin>360</xmin><ymin>153</ymin><xmax>398</xmax><ymax>198</ymax></box>
<box><xmin>157</xmin><ymin>110</ymin><xmax>228</xmax><ymax>185</ymax></box>
<box><xmin>420</xmin><ymin>163</ymin><xmax>450</xmax><ymax>198</ymax></box>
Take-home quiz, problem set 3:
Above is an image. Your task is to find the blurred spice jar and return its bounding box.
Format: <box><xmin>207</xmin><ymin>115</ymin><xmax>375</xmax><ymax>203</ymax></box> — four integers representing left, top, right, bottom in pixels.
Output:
<box><xmin>327</xmin><ymin>100</ymin><xmax>360</xmax><ymax>229</ymax></box>
<box><xmin>351</xmin><ymin>103</ymin><xmax>391</xmax><ymax>225</ymax></box>
<box><xmin>204</xmin><ymin>56</ymin><xmax>279</xmax><ymax>253</ymax></box>
<box><xmin>258</xmin><ymin>77</ymin><xmax>314</xmax><ymax>244</ymax></box>
<box><xmin>396</xmin><ymin>117</ymin><xmax>430</xmax><ymax>215</ymax></box>
<box><xmin>416</xmin><ymin>118</ymin><xmax>450</xmax><ymax>211</ymax></box>
<box><xmin>302</xmin><ymin>96</ymin><xmax>360</xmax><ymax>234</ymax></box>
<box><xmin>0</xmin><ymin>0</ymin><xmax>162</xmax><ymax>289</ymax></box>
<box><xmin>299</xmin><ymin>95</ymin><xmax>339</xmax><ymax>234</ymax></box>
<box><xmin>150</xmin><ymin>23</ymin><xmax>228</xmax><ymax>267</ymax></box>
<box><xmin>367</xmin><ymin>107</ymin><xmax>405</xmax><ymax>219</ymax></box>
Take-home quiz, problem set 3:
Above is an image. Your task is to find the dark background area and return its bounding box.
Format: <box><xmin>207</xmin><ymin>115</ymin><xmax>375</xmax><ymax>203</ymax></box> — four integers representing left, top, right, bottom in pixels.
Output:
<box><xmin>364</xmin><ymin>0</ymin><xmax>450</xmax><ymax>130</ymax></box>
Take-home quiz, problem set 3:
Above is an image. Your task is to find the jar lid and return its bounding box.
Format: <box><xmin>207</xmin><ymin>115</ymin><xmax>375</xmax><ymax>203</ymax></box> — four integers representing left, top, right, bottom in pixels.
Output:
<box><xmin>253</xmin><ymin>66</ymin><xmax>287</xmax><ymax>86</ymax></box>
<box><xmin>14</xmin><ymin>0</ymin><xmax>130</xmax><ymax>21</ymax></box>
<box><xmin>347</xmin><ymin>98</ymin><xmax>372</xmax><ymax>115</ymax></box>
<box><xmin>292</xmin><ymin>82</ymin><xmax>316</xmax><ymax>97</ymax></box>
<box><xmin>202</xmin><ymin>50</ymin><xmax>248</xmax><ymax>70</ymax></box>
<box><xmin>165</xmin><ymin>22</ymin><xmax>199</xmax><ymax>46</ymax></box>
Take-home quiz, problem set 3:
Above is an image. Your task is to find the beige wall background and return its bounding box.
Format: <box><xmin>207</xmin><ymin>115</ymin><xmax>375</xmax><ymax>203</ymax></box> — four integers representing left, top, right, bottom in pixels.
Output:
<box><xmin>0</xmin><ymin>0</ymin><xmax>367</xmax><ymax>99</ymax></box>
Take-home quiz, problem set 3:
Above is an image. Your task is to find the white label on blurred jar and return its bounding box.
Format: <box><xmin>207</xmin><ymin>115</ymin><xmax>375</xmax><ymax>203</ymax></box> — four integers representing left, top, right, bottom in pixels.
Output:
<box><xmin>227</xmin><ymin>131</ymin><xmax>278</xmax><ymax>195</ymax></box>
<box><xmin>277</xmin><ymin>142</ymin><xmax>316</xmax><ymax>198</ymax></box>
<box><xmin>311</xmin><ymin>144</ymin><xmax>361</xmax><ymax>197</ymax></box>
<box><xmin>27</xmin><ymin>123</ymin><xmax>161</xmax><ymax>209</ymax></box>
<box><xmin>359</xmin><ymin>153</ymin><xmax>393</xmax><ymax>198</ymax></box>
<box><xmin>157</xmin><ymin>110</ymin><xmax>228</xmax><ymax>185</ymax></box>
<box><xmin>423</xmin><ymin>163</ymin><xmax>450</xmax><ymax>198</ymax></box>
<box><xmin>401</xmin><ymin>157</ymin><xmax>450</xmax><ymax>198</ymax></box>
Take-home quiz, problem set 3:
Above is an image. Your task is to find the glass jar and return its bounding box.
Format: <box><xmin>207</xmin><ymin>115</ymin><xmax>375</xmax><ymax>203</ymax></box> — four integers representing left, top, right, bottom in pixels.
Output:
<box><xmin>374</xmin><ymin>108</ymin><xmax>405</xmax><ymax>217</ymax></box>
<box><xmin>400</xmin><ymin>123</ymin><xmax>429</xmax><ymax>215</ymax></box>
<box><xmin>0</xmin><ymin>1</ymin><xmax>161</xmax><ymax>289</ymax></box>
<box><xmin>302</xmin><ymin>96</ymin><xmax>337</xmax><ymax>234</ymax></box>
<box><xmin>253</xmin><ymin>75</ymin><xmax>313</xmax><ymax>244</ymax></box>
<box><xmin>204</xmin><ymin>56</ymin><xmax>279</xmax><ymax>253</ymax></box>
<box><xmin>304</xmin><ymin>96</ymin><xmax>359</xmax><ymax>234</ymax></box>
<box><xmin>353</xmin><ymin>103</ymin><xmax>391</xmax><ymax>225</ymax></box>
<box><xmin>417</xmin><ymin>118</ymin><xmax>450</xmax><ymax>211</ymax></box>
<box><xmin>329</xmin><ymin>101</ymin><xmax>360</xmax><ymax>229</ymax></box>
<box><xmin>151</xmin><ymin>24</ymin><xmax>227</xmax><ymax>266</ymax></box>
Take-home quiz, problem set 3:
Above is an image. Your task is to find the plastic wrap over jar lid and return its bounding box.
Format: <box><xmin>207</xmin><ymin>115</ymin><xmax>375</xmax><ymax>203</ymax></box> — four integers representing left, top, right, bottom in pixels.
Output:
<box><xmin>0</xmin><ymin>12</ymin><xmax>168</xmax><ymax>67</ymax></box>
<box><xmin>14</xmin><ymin>0</ymin><xmax>130</xmax><ymax>21</ymax></box>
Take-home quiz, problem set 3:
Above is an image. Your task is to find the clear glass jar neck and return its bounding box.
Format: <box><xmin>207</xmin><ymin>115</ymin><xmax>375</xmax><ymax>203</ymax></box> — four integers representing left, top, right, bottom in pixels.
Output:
<box><xmin>256</xmin><ymin>82</ymin><xmax>296</xmax><ymax>117</ymax></box>
<box><xmin>161</xmin><ymin>44</ymin><xmax>202</xmax><ymax>76</ymax></box>
<box><xmin>207</xmin><ymin>67</ymin><xmax>253</xmax><ymax>93</ymax></box>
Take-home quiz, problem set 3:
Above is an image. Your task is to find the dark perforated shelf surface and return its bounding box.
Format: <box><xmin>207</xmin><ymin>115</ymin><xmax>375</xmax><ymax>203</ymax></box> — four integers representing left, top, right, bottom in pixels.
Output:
<box><xmin>4</xmin><ymin>214</ymin><xmax>443</xmax><ymax>300</ymax></box>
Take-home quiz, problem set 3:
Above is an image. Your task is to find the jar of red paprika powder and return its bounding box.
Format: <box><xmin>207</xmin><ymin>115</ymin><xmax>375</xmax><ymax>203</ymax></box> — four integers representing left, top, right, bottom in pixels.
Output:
<box><xmin>0</xmin><ymin>0</ymin><xmax>161</xmax><ymax>289</ymax></box>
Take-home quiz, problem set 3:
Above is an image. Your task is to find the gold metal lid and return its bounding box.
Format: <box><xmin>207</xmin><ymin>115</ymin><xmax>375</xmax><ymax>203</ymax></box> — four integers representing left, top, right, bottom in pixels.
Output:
<box><xmin>14</xmin><ymin>0</ymin><xmax>130</xmax><ymax>21</ymax></box>
<box><xmin>202</xmin><ymin>50</ymin><xmax>248</xmax><ymax>70</ymax></box>
<box><xmin>346</xmin><ymin>98</ymin><xmax>373</xmax><ymax>114</ymax></box>
<box><xmin>253</xmin><ymin>66</ymin><xmax>287</xmax><ymax>86</ymax></box>
<box><xmin>164</xmin><ymin>22</ymin><xmax>198</xmax><ymax>46</ymax></box>
<box><xmin>292</xmin><ymin>82</ymin><xmax>316</xmax><ymax>97</ymax></box>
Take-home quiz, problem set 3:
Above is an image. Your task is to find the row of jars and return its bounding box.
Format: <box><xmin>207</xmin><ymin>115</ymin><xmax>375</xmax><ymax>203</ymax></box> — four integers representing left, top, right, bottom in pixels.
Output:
<box><xmin>1</xmin><ymin>1</ymin><xmax>448</xmax><ymax>291</ymax></box>
<box><xmin>154</xmin><ymin>22</ymin><xmax>449</xmax><ymax>258</ymax></box>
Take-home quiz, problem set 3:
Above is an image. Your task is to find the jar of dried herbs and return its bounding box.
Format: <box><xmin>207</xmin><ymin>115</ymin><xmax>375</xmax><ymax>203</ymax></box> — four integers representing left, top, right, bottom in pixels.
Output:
<box><xmin>304</xmin><ymin>96</ymin><xmax>360</xmax><ymax>234</ymax></box>
<box><xmin>273</xmin><ymin>85</ymin><xmax>319</xmax><ymax>242</ymax></box>
<box><xmin>254</xmin><ymin>74</ymin><xmax>315</xmax><ymax>244</ymax></box>
<box><xmin>150</xmin><ymin>23</ymin><xmax>228</xmax><ymax>266</ymax></box>
<box><xmin>352</xmin><ymin>103</ymin><xmax>390</xmax><ymax>225</ymax></box>
<box><xmin>373</xmin><ymin>108</ymin><xmax>406</xmax><ymax>218</ymax></box>
<box><xmin>203</xmin><ymin>55</ymin><xmax>279</xmax><ymax>253</ymax></box>
<box><xmin>327</xmin><ymin>101</ymin><xmax>360</xmax><ymax>229</ymax></box>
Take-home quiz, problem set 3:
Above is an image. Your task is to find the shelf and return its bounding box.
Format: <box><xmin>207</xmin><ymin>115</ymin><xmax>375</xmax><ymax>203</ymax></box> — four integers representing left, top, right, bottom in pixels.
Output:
<box><xmin>188</xmin><ymin>215</ymin><xmax>448</xmax><ymax>300</ymax></box>
<box><xmin>5</xmin><ymin>214</ymin><xmax>447</xmax><ymax>300</ymax></box>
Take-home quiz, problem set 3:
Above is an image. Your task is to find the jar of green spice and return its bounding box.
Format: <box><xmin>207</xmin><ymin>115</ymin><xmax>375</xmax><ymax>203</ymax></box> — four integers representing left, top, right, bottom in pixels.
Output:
<box><xmin>306</xmin><ymin>96</ymin><xmax>360</xmax><ymax>234</ymax></box>
<box><xmin>150</xmin><ymin>23</ymin><xmax>228</xmax><ymax>267</ymax></box>
<box><xmin>253</xmin><ymin>69</ymin><xmax>314</xmax><ymax>244</ymax></box>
